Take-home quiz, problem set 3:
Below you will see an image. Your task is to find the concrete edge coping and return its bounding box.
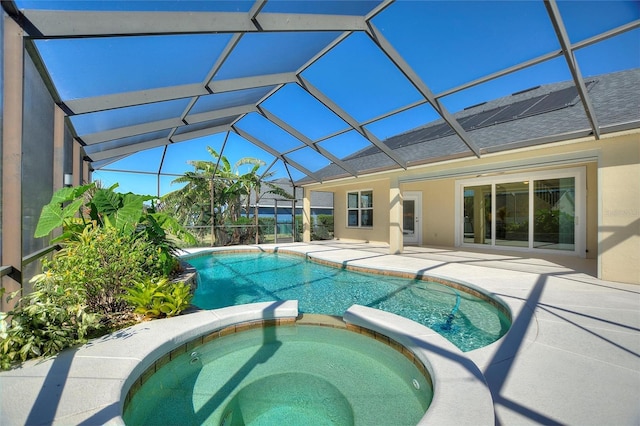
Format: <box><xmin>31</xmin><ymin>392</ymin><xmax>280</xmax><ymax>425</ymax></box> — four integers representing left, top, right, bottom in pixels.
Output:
<box><xmin>4</xmin><ymin>298</ymin><xmax>493</xmax><ymax>425</ymax></box>
<box><xmin>114</xmin><ymin>300</ymin><xmax>299</xmax><ymax>425</ymax></box>
<box><xmin>1</xmin><ymin>301</ymin><xmax>299</xmax><ymax>426</ymax></box>
<box><xmin>343</xmin><ymin>304</ymin><xmax>495</xmax><ymax>426</ymax></box>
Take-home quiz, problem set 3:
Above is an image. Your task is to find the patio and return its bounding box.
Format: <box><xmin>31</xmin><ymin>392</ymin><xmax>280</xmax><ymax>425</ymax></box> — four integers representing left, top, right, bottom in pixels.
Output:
<box><xmin>1</xmin><ymin>240</ymin><xmax>638</xmax><ymax>425</ymax></box>
<box><xmin>0</xmin><ymin>1</ymin><xmax>638</xmax><ymax>424</ymax></box>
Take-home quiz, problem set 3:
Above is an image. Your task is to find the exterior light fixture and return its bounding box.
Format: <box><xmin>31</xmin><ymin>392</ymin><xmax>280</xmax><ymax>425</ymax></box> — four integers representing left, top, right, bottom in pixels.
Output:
<box><xmin>63</xmin><ymin>173</ymin><xmax>73</xmax><ymax>187</ymax></box>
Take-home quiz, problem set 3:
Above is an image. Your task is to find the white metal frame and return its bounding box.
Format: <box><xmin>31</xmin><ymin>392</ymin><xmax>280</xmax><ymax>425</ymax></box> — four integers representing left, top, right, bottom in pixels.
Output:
<box><xmin>2</xmin><ymin>0</ymin><xmax>638</xmax><ymax>297</ymax></box>
<box><xmin>454</xmin><ymin>166</ymin><xmax>587</xmax><ymax>257</ymax></box>
<box><xmin>402</xmin><ymin>191</ymin><xmax>422</xmax><ymax>246</ymax></box>
<box><xmin>2</xmin><ymin>0</ymin><xmax>638</xmax><ymax>187</ymax></box>
<box><xmin>346</xmin><ymin>189</ymin><xmax>374</xmax><ymax>229</ymax></box>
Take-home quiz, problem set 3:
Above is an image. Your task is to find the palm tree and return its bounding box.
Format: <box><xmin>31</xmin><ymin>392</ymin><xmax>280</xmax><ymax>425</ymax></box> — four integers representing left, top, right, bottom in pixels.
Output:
<box><xmin>239</xmin><ymin>168</ymin><xmax>294</xmax><ymax>243</ymax></box>
<box><xmin>160</xmin><ymin>146</ymin><xmax>291</xmax><ymax>245</ymax></box>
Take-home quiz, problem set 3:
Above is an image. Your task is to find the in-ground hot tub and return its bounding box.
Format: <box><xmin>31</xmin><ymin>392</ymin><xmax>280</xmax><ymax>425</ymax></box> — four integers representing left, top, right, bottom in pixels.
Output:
<box><xmin>124</xmin><ymin>320</ymin><xmax>433</xmax><ymax>425</ymax></box>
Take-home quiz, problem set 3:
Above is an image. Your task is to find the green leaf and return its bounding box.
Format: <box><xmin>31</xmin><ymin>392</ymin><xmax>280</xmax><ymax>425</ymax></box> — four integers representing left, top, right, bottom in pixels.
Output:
<box><xmin>34</xmin><ymin>203</ymin><xmax>65</xmax><ymax>238</ymax></box>
<box><xmin>115</xmin><ymin>193</ymin><xmax>153</xmax><ymax>233</ymax></box>
<box><xmin>35</xmin><ymin>183</ymin><xmax>96</xmax><ymax>237</ymax></box>
<box><xmin>150</xmin><ymin>213</ymin><xmax>197</xmax><ymax>245</ymax></box>
<box><xmin>50</xmin><ymin>183</ymin><xmax>94</xmax><ymax>205</ymax></box>
<box><xmin>91</xmin><ymin>188</ymin><xmax>122</xmax><ymax>220</ymax></box>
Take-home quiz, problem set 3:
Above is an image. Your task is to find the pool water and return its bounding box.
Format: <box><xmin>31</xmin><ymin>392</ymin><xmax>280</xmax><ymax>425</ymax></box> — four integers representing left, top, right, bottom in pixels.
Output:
<box><xmin>123</xmin><ymin>325</ymin><xmax>432</xmax><ymax>426</ymax></box>
<box><xmin>189</xmin><ymin>252</ymin><xmax>511</xmax><ymax>352</ymax></box>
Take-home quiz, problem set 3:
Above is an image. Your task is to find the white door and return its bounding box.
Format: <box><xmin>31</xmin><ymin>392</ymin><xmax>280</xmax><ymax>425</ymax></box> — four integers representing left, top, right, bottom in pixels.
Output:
<box><xmin>403</xmin><ymin>192</ymin><xmax>422</xmax><ymax>245</ymax></box>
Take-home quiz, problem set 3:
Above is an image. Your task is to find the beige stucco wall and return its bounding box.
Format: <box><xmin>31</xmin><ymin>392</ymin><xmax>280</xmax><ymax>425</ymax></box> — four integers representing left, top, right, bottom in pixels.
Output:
<box><xmin>331</xmin><ymin>179</ymin><xmax>391</xmax><ymax>244</ymax></box>
<box><xmin>303</xmin><ymin>130</ymin><xmax>639</xmax><ymax>284</ymax></box>
<box><xmin>598</xmin><ymin>135</ymin><xmax>640</xmax><ymax>284</ymax></box>
<box><xmin>585</xmin><ymin>161</ymin><xmax>598</xmax><ymax>259</ymax></box>
<box><xmin>401</xmin><ymin>162</ymin><xmax>598</xmax><ymax>256</ymax></box>
<box><xmin>401</xmin><ymin>180</ymin><xmax>456</xmax><ymax>247</ymax></box>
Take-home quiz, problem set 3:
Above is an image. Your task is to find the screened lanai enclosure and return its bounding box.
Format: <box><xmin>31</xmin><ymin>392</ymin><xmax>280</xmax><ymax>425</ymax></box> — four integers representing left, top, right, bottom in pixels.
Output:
<box><xmin>6</xmin><ymin>0</ymin><xmax>638</xmax><ymax>185</ymax></box>
<box><xmin>1</xmin><ymin>0</ymin><xmax>639</xmax><ymax>310</ymax></box>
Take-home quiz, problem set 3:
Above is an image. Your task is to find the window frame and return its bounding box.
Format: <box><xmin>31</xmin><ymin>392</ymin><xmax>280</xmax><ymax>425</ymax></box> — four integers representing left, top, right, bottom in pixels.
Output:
<box><xmin>454</xmin><ymin>167</ymin><xmax>586</xmax><ymax>257</ymax></box>
<box><xmin>346</xmin><ymin>189</ymin><xmax>374</xmax><ymax>228</ymax></box>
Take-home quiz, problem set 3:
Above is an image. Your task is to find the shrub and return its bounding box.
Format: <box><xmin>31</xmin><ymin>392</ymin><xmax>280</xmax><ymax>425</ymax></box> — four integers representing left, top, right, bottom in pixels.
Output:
<box><xmin>0</xmin><ymin>272</ymin><xmax>100</xmax><ymax>369</ymax></box>
<box><xmin>0</xmin><ymin>183</ymin><xmax>197</xmax><ymax>369</ymax></box>
<box><xmin>313</xmin><ymin>214</ymin><xmax>334</xmax><ymax>240</ymax></box>
<box><xmin>121</xmin><ymin>278</ymin><xmax>193</xmax><ymax>319</ymax></box>
<box><xmin>45</xmin><ymin>225</ymin><xmax>174</xmax><ymax>315</ymax></box>
<box><xmin>293</xmin><ymin>214</ymin><xmax>335</xmax><ymax>241</ymax></box>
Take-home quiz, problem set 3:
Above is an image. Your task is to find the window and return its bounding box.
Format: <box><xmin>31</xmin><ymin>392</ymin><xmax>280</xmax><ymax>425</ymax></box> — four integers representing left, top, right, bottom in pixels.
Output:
<box><xmin>457</xmin><ymin>167</ymin><xmax>585</xmax><ymax>256</ymax></box>
<box><xmin>347</xmin><ymin>190</ymin><xmax>373</xmax><ymax>227</ymax></box>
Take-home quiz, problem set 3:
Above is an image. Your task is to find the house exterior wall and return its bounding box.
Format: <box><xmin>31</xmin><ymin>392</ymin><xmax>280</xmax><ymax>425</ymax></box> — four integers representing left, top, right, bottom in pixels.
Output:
<box><xmin>598</xmin><ymin>134</ymin><xmax>639</xmax><ymax>284</ymax></box>
<box><xmin>402</xmin><ymin>179</ymin><xmax>456</xmax><ymax>247</ymax></box>
<box><xmin>332</xmin><ymin>178</ymin><xmax>390</xmax><ymax>244</ymax></box>
<box><xmin>400</xmin><ymin>162</ymin><xmax>598</xmax><ymax>256</ymax></box>
<box><xmin>303</xmin><ymin>130</ymin><xmax>639</xmax><ymax>284</ymax></box>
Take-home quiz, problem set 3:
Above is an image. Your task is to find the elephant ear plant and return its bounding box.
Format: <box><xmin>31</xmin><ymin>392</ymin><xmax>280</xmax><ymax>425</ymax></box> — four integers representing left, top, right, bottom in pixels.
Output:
<box><xmin>0</xmin><ymin>183</ymin><xmax>196</xmax><ymax>370</ymax></box>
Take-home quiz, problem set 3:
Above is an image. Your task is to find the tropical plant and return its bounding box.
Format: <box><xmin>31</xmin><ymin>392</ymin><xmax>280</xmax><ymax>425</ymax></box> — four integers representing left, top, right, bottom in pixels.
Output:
<box><xmin>0</xmin><ymin>183</ymin><xmax>198</xmax><ymax>369</ymax></box>
<box><xmin>313</xmin><ymin>214</ymin><xmax>334</xmax><ymax>240</ymax></box>
<box><xmin>0</xmin><ymin>272</ymin><xmax>100</xmax><ymax>369</ymax></box>
<box><xmin>121</xmin><ymin>278</ymin><xmax>193</xmax><ymax>319</ymax></box>
<box><xmin>160</xmin><ymin>146</ymin><xmax>293</xmax><ymax>245</ymax></box>
<box><xmin>44</xmin><ymin>224</ymin><xmax>176</xmax><ymax>315</ymax></box>
<box><xmin>243</xmin><ymin>173</ymin><xmax>295</xmax><ymax>244</ymax></box>
<box><xmin>35</xmin><ymin>182</ymin><xmax>196</xmax><ymax>248</ymax></box>
<box><xmin>534</xmin><ymin>209</ymin><xmax>574</xmax><ymax>243</ymax></box>
<box><xmin>160</xmin><ymin>147</ymin><xmax>251</xmax><ymax>243</ymax></box>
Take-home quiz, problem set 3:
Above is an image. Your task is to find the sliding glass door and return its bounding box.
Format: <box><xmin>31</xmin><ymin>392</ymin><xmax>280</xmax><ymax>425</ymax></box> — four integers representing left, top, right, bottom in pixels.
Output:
<box><xmin>463</xmin><ymin>185</ymin><xmax>491</xmax><ymax>245</ymax></box>
<box><xmin>533</xmin><ymin>177</ymin><xmax>576</xmax><ymax>250</ymax></box>
<box><xmin>496</xmin><ymin>181</ymin><xmax>529</xmax><ymax>248</ymax></box>
<box><xmin>457</xmin><ymin>168</ymin><xmax>584</xmax><ymax>255</ymax></box>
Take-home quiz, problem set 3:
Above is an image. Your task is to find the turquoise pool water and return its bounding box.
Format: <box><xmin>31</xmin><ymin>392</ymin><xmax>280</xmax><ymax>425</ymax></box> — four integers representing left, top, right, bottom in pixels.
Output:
<box><xmin>189</xmin><ymin>251</ymin><xmax>511</xmax><ymax>352</ymax></box>
<box><xmin>124</xmin><ymin>325</ymin><xmax>432</xmax><ymax>425</ymax></box>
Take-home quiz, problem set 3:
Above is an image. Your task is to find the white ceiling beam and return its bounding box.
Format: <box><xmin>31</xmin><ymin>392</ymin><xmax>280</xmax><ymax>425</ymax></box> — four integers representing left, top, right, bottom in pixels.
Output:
<box><xmin>208</xmin><ymin>72</ymin><xmax>297</xmax><ymax>94</ymax></box>
<box><xmin>168</xmin><ymin>34</ymin><xmax>243</xmax><ymax>140</ymax></box>
<box><xmin>256</xmin><ymin>13</ymin><xmax>367</xmax><ymax>32</ymax></box>
<box><xmin>436</xmin><ymin>51</ymin><xmax>562</xmax><ymax>99</ymax></box>
<box><xmin>573</xmin><ymin>19</ymin><xmax>640</xmax><ymax>50</ymax></box>
<box><xmin>249</xmin><ymin>0</ymin><xmax>267</xmax><ymax>31</ymax></box>
<box><xmin>80</xmin><ymin>117</ymin><xmax>184</xmax><ymax>145</ymax></box>
<box><xmin>87</xmin><ymin>137</ymin><xmax>168</xmax><ymax>161</ymax></box>
<box><xmin>437</xmin><ymin>20</ymin><xmax>640</xmax><ymax>100</ymax></box>
<box><xmin>21</xmin><ymin>10</ymin><xmax>367</xmax><ymax>38</ymax></box>
<box><xmin>297</xmin><ymin>75</ymin><xmax>407</xmax><ymax>169</ymax></box>
<box><xmin>366</xmin><ymin>0</ymin><xmax>395</xmax><ymax>20</ymax></box>
<box><xmin>170</xmin><ymin>124</ymin><xmax>231</xmax><ymax>143</ymax></box>
<box><xmin>185</xmin><ymin>104</ymin><xmax>257</xmax><ymax>125</ymax></box>
<box><xmin>544</xmin><ymin>0</ymin><xmax>600</xmax><ymax>139</ymax></box>
<box><xmin>233</xmin><ymin>126</ymin><xmax>321</xmax><ymax>182</ymax></box>
<box><xmin>259</xmin><ymin>106</ymin><xmax>359</xmax><ymax>177</ymax></box>
<box><xmin>79</xmin><ymin>104</ymin><xmax>253</xmax><ymax>144</ymax></box>
<box><xmin>64</xmin><ymin>83</ymin><xmax>205</xmax><ymax>115</ymax></box>
<box><xmin>366</xmin><ymin>22</ymin><xmax>482</xmax><ymax>158</ymax></box>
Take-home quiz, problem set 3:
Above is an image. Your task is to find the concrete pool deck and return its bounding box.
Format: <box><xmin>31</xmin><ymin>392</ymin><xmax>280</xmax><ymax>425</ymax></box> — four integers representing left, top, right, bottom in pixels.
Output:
<box><xmin>274</xmin><ymin>241</ymin><xmax>640</xmax><ymax>425</ymax></box>
<box><xmin>1</xmin><ymin>241</ymin><xmax>639</xmax><ymax>425</ymax></box>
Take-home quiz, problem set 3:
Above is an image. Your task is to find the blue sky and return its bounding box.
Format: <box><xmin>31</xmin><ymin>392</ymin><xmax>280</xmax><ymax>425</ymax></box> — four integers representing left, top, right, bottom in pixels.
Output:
<box><xmin>21</xmin><ymin>0</ymin><xmax>640</xmax><ymax>196</ymax></box>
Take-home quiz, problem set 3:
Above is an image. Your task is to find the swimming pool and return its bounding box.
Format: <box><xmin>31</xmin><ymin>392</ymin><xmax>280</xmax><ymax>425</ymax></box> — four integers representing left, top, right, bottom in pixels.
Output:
<box><xmin>188</xmin><ymin>251</ymin><xmax>510</xmax><ymax>352</ymax></box>
<box><xmin>123</xmin><ymin>323</ymin><xmax>433</xmax><ymax>425</ymax></box>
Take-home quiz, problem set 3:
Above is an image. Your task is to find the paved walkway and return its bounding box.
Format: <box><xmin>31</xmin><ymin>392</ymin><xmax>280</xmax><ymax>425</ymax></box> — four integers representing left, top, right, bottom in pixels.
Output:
<box><xmin>1</xmin><ymin>241</ymin><xmax>638</xmax><ymax>425</ymax></box>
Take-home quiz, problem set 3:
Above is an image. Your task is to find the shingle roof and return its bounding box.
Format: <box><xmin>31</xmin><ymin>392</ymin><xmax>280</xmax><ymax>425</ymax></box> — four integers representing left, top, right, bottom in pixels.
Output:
<box><xmin>301</xmin><ymin>68</ymin><xmax>640</xmax><ymax>184</ymax></box>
